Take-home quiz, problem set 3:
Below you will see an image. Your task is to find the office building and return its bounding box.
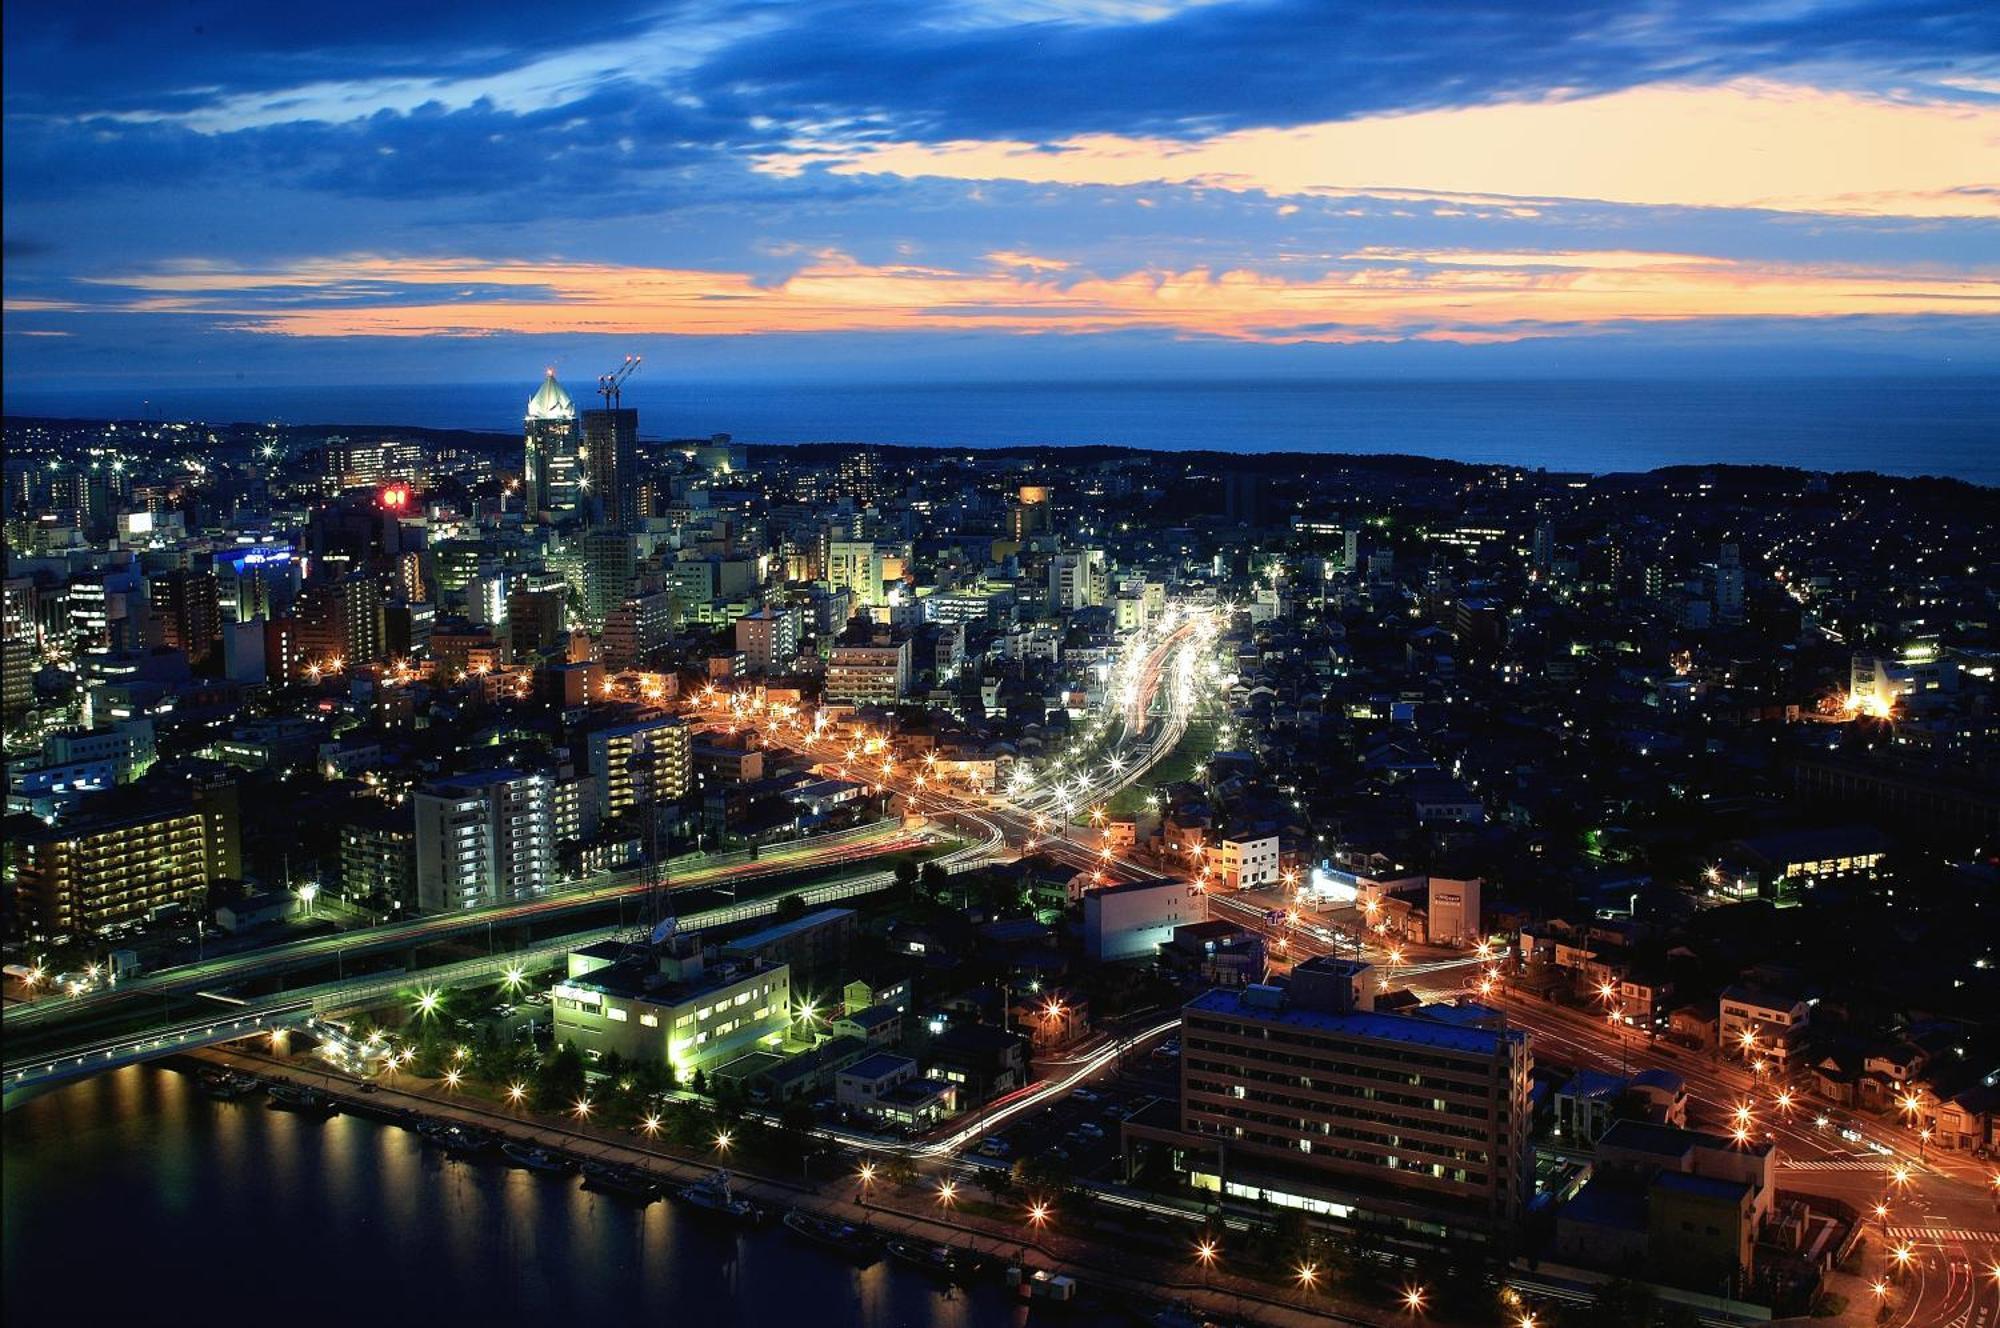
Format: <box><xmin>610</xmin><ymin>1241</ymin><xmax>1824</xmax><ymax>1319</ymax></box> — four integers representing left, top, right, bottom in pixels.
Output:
<box><xmin>551</xmin><ymin>937</ymin><xmax>792</xmax><ymax>1079</ymax></box>
<box><xmin>522</xmin><ymin>370</ymin><xmax>578</xmax><ymax>516</ymax></box>
<box><xmin>1127</xmin><ymin>957</ymin><xmax>1534</xmax><ymax>1240</ymax></box>
<box><xmin>580</xmin><ymin>406</ymin><xmax>636</xmax><ymax>528</ymax></box>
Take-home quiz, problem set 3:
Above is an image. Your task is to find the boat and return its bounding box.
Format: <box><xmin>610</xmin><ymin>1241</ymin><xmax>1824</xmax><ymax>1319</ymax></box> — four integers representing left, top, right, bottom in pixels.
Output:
<box><xmin>676</xmin><ymin>1171</ymin><xmax>764</xmax><ymax>1227</ymax></box>
<box><xmin>501</xmin><ymin>1142</ymin><xmax>574</xmax><ymax>1174</ymax></box>
<box><xmin>197</xmin><ymin>1069</ymin><xmax>259</xmax><ymax>1100</ymax></box>
<box><xmin>782</xmin><ymin>1207</ymin><xmax>879</xmax><ymax>1263</ymax></box>
<box><xmin>340</xmin><ymin>1096</ymin><xmax>417</xmax><ymax>1128</ymax></box>
<box><xmin>581</xmin><ymin>1161</ymin><xmax>662</xmax><ymax>1202</ymax></box>
<box><xmin>266</xmin><ymin>1083</ymin><xmax>337</xmax><ymax>1117</ymax></box>
<box><xmin>885</xmin><ymin>1237</ymin><xmax>986</xmax><ymax>1281</ymax></box>
<box><xmin>421</xmin><ymin>1121</ymin><xmax>497</xmax><ymax>1159</ymax></box>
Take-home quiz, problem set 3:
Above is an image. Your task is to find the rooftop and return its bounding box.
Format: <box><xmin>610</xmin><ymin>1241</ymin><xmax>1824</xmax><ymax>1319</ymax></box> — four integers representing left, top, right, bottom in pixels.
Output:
<box><xmin>1185</xmin><ymin>987</ymin><xmax>1527</xmax><ymax>1056</ymax></box>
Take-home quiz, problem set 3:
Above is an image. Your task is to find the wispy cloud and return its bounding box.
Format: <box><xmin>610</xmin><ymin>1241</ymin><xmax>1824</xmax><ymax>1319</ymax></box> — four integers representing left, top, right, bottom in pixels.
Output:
<box><xmin>41</xmin><ymin>248</ymin><xmax>1993</xmax><ymax>345</ymax></box>
<box><xmin>773</xmin><ymin>80</ymin><xmax>2000</xmax><ymax>218</ymax></box>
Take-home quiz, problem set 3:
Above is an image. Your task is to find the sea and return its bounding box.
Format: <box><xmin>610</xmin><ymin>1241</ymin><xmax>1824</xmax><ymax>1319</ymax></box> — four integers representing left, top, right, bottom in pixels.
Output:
<box><xmin>1</xmin><ymin>1065</ymin><xmax>1023</xmax><ymax>1326</ymax></box>
<box><xmin>3</xmin><ymin>377</ymin><xmax>1995</xmax><ymax>485</ymax></box>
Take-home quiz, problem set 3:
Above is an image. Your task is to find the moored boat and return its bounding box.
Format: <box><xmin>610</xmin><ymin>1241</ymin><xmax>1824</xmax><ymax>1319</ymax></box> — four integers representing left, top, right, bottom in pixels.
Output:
<box><xmin>266</xmin><ymin>1083</ymin><xmax>337</xmax><ymax>1117</ymax></box>
<box><xmin>782</xmin><ymin>1207</ymin><xmax>879</xmax><ymax>1263</ymax></box>
<box><xmin>676</xmin><ymin>1170</ymin><xmax>763</xmax><ymax>1227</ymax></box>
<box><xmin>197</xmin><ymin>1069</ymin><xmax>259</xmax><ymax>1100</ymax></box>
<box><xmin>501</xmin><ymin>1142</ymin><xmax>574</xmax><ymax>1173</ymax></box>
<box><xmin>581</xmin><ymin>1161</ymin><xmax>661</xmax><ymax>1202</ymax></box>
<box><xmin>885</xmin><ymin>1237</ymin><xmax>986</xmax><ymax>1281</ymax></box>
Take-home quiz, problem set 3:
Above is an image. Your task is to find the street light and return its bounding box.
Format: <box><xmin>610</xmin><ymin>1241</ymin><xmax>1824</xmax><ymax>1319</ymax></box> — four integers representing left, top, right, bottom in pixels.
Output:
<box><xmin>714</xmin><ymin>1129</ymin><xmax>733</xmax><ymax>1154</ymax></box>
<box><xmin>641</xmin><ymin>1113</ymin><xmax>662</xmax><ymax>1136</ymax></box>
<box><xmin>936</xmin><ymin>1179</ymin><xmax>957</xmax><ymax>1209</ymax></box>
<box><xmin>572</xmin><ymin>1097</ymin><xmax>593</xmax><ymax>1119</ymax></box>
<box><xmin>1294</xmin><ymin>1262</ymin><xmax>1319</xmax><ymax>1291</ymax></box>
<box><xmin>1402</xmin><ymin>1285</ymin><xmax>1426</xmax><ymax>1313</ymax></box>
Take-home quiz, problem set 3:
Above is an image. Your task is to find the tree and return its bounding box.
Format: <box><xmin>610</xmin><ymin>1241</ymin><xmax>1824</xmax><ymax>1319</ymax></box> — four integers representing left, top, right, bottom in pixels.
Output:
<box><xmin>775</xmin><ymin>893</ymin><xmax>807</xmax><ymax>922</ymax></box>
<box><xmin>1593</xmin><ymin>1278</ymin><xmax>1658</xmax><ymax>1325</ymax></box>
<box><xmin>894</xmin><ymin>859</ymin><xmax>920</xmax><ymax>891</ymax></box>
<box><xmin>919</xmin><ymin>862</ymin><xmax>950</xmax><ymax>897</ymax></box>
<box><xmin>532</xmin><ymin>1041</ymin><xmax>586</xmax><ymax>1111</ymax></box>
<box><xmin>690</xmin><ymin>1067</ymin><xmax>707</xmax><ymax>1097</ymax></box>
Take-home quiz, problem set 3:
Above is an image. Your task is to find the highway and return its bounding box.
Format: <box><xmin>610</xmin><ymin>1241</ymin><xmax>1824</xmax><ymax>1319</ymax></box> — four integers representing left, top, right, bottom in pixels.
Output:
<box><xmin>8</xmin><ymin>818</ymin><xmax>922</xmax><ymax>1027</ymax></box>
<box><xmin>702</xmin><ymin>607</ymin><xmax>1222</xmax><ymax>888</ymax></box>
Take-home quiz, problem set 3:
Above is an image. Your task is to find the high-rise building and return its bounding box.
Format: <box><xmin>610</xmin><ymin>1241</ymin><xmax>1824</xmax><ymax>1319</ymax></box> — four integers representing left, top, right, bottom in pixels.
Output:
<box><xmin>580</xmin><ymin>406</ymin><xmax>637</xmax><ymax>529</ymax></box>
<box><xmin>1130</xmin><ymin>958</ymin><xmax>1534</xmax><ymax>1239</ymax></box>
<box><xmin>339</xmin><ymin>801</ymin><xmax>417</xmax><ymax>913</ymax></box>
<box><xmin>579</xmin><ymin>528</ymin><xmax>636</xmax><ymax>629</ymax></box>
<box><xmin>580</xmin><ymin>715</ymin><xmax>691</xmax><ymax>823</ymax></box>
<box><xmin>827</xmin><ymin>540</ymin><xmax>886</xmax><ymax>607</ymax></box>
<box><xmin>603</xmin><ymin>591</ymin><xmax>673</xmax><ymax>671</ymax></box>
<box><xmin>507</xmin><ymin>574</ymin><xmax>568</xmax><ymax>663</ymax></box>
<box><xmin>412</xmin><ymin>769</ymin><xmax>555</xmax><ymax>912</ymax></box>
<box><xmin>522</xmin><ymin>370</ymin><xmax>577</xmax><ymax>517</ymax></box>
<box><xmin>147</xmin><ymin>568</ymin><xmax>220</xmax><ymax>665</ymax></box>
<box><xmin>1006</xmin><ymin>485</ymin><xmax>1051</xmax><ymax>541</ymax></box>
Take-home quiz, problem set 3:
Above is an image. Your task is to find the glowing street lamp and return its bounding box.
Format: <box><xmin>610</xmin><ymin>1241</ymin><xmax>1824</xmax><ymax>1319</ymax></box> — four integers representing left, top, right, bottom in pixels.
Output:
<box><xmin>506</xmin><ymin>1081</ymin><xmax>527</xmax><ymax>1105</ymax></box>
<box><xmin>713</xmin><ymin>1129</ymin><xmax>733</xmax><ymax>1154</ymax></box>
<box><xmin>1402</xmin><ymin>1285</ymin><xmax>1427</xmax><ymax>1314</ymax></box>
<box><xmin>414</xmin><ymin>988</ymin><xmax>442</xmax><ymax>1019</ymax></box>
<box><xmin>1026</xmin><ymin>1200</ymin><xmax>1050</xmax><ymax>1231</ymax></box>
<box><xmin>502</xmin><ymin>964</ymin><xmax>528</xmax><ymax>992</ymax></box>
<box><xmin>443</xmin><ymin>1068</ymin><xmax>463</xmax><ymax>1090</ymax></box>
<box><xmin>936</xmin><ymin>1179</ymin><xmax>957</xmax><ymax>1208</ymax></box>
<box><xmin>1294</xmin><ymin>1262</ymin><xmax>1320</xmax><ymax>1292</ymax></box>
<box><xmin>572</xmin><ymin>1097</ymin><xmax>593</xmax><ymax>1119</ymax></box>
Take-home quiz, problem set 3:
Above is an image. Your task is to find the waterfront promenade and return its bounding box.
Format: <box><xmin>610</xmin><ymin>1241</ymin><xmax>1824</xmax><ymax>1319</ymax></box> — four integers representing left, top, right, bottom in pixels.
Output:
<box><xmin>203</xmin><ymin>1045</ymin><xmax>1379</xmax><ymax>1327</ymax></box>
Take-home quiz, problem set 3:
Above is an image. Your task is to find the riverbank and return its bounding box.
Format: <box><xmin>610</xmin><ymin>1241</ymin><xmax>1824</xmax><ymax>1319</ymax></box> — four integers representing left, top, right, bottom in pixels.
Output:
<box><xmin>196</xmin><ymin>1045</ymin><xmax>1384</xmax><ymax>1327</ymax></box>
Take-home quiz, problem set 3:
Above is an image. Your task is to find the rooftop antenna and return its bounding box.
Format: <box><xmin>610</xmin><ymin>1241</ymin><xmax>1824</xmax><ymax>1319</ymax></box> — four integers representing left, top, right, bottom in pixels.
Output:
<box><xmin>596</xmin><ymin>355</ymin><xmax>641</xmax><ymax>410</ymax></box>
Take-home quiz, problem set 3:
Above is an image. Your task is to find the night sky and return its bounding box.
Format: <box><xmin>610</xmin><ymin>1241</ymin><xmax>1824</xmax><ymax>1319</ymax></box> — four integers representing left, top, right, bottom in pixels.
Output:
<box><xmin>3</xmin><ymin>1</ymin><xmax>1995</xmax><ymax>388</ymax></box>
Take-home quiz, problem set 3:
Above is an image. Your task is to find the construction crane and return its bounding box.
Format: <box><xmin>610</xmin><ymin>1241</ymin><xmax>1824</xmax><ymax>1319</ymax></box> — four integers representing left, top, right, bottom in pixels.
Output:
<box><xmin>596</xmin><ymin>354</ymin><xmax>641</xmax><ymax>409</ymax></box>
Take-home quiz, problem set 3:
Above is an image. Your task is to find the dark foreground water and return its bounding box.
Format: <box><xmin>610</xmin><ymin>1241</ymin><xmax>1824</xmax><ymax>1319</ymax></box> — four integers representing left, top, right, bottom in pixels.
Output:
<box><xmin>5</xmin><ymin>376</ymin><xmax>1995</xmax><ymax>484</ymax></box>
<box><xmin>2</xmin><ymin>1065</ymin><xmax>1026</xmax><ymax>1326</ymax></box>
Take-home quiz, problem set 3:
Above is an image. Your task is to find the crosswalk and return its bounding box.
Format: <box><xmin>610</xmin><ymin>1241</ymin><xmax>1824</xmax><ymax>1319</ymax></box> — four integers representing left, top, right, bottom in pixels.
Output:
<box><xmin>1882</xmin><ymin>1225</ymin><xmax>2000</xmax><ymax>1245</ymax></box>
<box><xmin>1780</xmin><ymin>1158</ymin><xmax>1892</xmax><ymax>1170</ymax></box>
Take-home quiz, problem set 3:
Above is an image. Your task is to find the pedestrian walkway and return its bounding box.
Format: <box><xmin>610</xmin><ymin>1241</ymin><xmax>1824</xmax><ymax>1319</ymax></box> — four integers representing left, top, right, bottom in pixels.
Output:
<box><xmin>1882</xmin><ymin>1225</ymin><xmax>2000</xmax><ymax>1245</ymax></box>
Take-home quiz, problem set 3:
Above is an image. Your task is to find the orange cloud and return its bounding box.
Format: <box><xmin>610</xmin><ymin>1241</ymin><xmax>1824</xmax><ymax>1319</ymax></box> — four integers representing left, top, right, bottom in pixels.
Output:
<box><xmin>767</xmin><ymin>80</ymin><xmax>1998</xmax><ymax>219</ymax></box>
<box><xmin>51</xmin><ymin>248</ymin><xmax>1997</xmax><ymax>344</ymax></box>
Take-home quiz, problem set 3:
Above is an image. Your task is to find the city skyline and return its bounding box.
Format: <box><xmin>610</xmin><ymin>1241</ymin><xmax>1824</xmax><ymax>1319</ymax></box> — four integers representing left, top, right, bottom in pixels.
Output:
<box><xmin>5</xmin><ymin>0</ymin><xmax>1998</xmax><ymax>391</ymax></box>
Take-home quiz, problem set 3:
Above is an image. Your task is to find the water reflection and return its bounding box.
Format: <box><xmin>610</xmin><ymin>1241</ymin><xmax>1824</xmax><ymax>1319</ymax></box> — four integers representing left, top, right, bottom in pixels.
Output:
<box><xmin>4</xmin><ymin>1066</ymin><xmax>1031</xmax><ymax>1327</ymax></box>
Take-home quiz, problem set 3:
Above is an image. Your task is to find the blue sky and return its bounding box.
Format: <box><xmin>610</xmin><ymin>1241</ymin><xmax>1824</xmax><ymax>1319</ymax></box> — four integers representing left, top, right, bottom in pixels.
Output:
<box><xmin>3</xmin><ymin>0</ymin><xmax>1995</xmax><ymax>390</ymax></box>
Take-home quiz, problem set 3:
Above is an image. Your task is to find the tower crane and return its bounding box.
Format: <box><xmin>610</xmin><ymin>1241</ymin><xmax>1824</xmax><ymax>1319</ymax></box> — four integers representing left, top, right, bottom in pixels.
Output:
<box><xmin>596</xmin><ymin>354</ymin><xmax>641</xmax><ymax>409</ymax></box>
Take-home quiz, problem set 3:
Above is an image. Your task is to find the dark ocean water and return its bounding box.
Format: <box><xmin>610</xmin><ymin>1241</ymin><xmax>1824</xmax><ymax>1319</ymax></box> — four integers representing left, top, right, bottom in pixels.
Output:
<box><xmin>4</xmin><ymin>377</ymin><xmax>1995</xmax><ymax>484</ymax></box>
<box><xmin>1</xmin><ymin>1065</ymin><xmax>1021</xmax><ymax>1327</ymax></box>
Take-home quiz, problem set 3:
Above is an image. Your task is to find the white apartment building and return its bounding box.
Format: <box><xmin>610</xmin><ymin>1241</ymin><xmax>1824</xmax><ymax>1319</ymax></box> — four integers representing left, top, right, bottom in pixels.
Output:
<box><xmin>413</xmin><ymin>769</ymin><xmax>555</xmax><ymax>911</ymax></box>
<box><xmin>1215</xmin><ymin>834</ymin><xmax>1281</xmax><ymax>890</ymax></box>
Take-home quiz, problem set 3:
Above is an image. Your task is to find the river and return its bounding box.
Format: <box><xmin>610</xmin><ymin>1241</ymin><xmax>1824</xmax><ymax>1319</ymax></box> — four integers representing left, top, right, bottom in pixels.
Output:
<box><xmin>2</xmin><ymin>1064</ymin><xmax>1037</xmax><ymax>1326</ymax></box>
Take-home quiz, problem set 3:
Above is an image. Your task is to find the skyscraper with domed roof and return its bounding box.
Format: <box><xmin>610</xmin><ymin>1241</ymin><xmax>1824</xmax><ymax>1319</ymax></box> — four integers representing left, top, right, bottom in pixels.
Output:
<box><xmin>523</xmin><ymin>369</ymin><xmax>578</xmax><ymax>517</ymax></box>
